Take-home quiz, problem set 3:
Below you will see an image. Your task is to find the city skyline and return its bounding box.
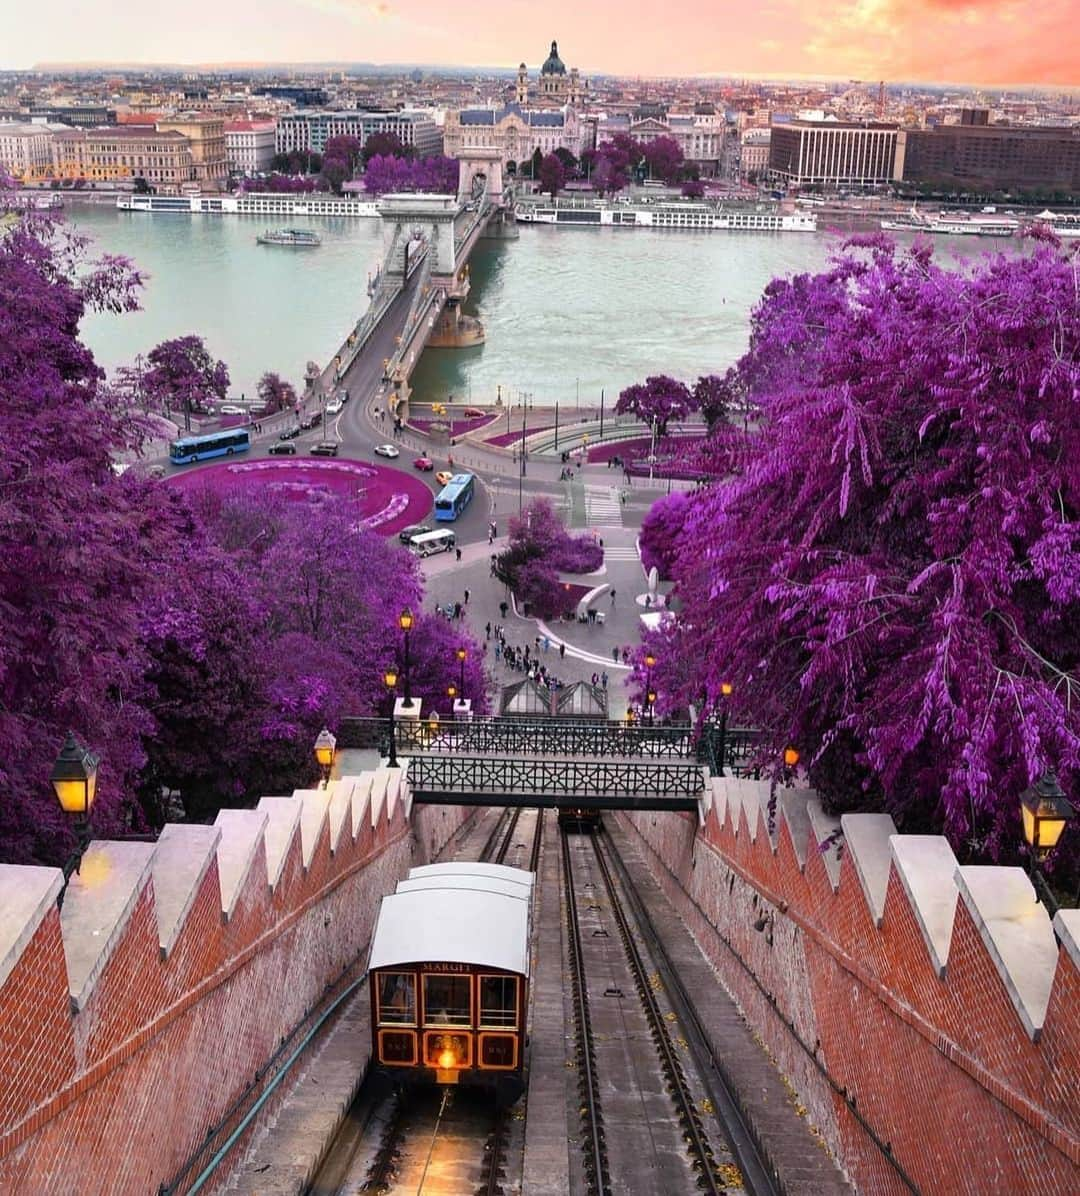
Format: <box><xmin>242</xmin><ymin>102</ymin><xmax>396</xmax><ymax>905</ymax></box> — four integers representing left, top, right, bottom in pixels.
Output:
<box><xmin>6</xmin><ymin>0</ymin><xmax>1079</xmax><ymax>88</ymax></box>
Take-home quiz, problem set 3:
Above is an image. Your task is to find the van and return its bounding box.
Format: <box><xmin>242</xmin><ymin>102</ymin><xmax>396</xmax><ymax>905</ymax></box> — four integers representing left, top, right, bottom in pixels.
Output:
<box><xmin>409</xmin><ymin>529</ymin><xmax>456</xmax><ymax>557</ymax></box>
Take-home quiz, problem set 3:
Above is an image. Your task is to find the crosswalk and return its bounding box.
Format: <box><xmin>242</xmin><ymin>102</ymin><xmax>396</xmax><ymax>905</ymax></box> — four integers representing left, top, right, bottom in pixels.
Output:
<box><xmin>584</xmin><ymin>485</ymin><xmax>624</xmax><ymax>527</ymax></box>
<box><xmin>603</xmin><ymin>544</ymin><xmax>640</xmax><ymax>563</ymax></box>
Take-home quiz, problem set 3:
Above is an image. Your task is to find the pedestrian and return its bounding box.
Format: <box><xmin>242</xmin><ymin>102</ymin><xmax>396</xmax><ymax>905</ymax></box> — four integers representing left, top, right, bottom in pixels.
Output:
<box><xmin>645</xmin><ymin>594</ymin><xmax>652</xmax><ymax>609</ymax></box>
<box><xmin>601</xmin><ymin>671</ymin><xmax>608</xmax><ymax>690</ymax></box>
<box><xmin>559</xmin><ymin>642</ymin><xmax>566</xmax><ymax>660</ymax></box>
<box><xmin>612</xmin><ymin>646</ymin><xmax>619</xmax><ymax>664</ymax></box>
<box><xmin>464</xmin><ymin>588</ymin><xmax>470</xmax><ymax>604</ymax></box>
<box><xmin>591</xmin><ymin>672</ymin><xmax>599</xmax><ymax>687</ymax></box>
<box><xmin>455</xmin><ymin>547</ymin><xmax>462</xmax><ymax>562</ymax></box>
<box><xmin>485</xmin><ymin>621</ymin><xmax>492</xmax><ymax>640</ymax></box>
<box><xmin>542</xmin><ymin>635</ymin><xmax>549</xmax><ymax>654</ymax></box>
<box><xmin>448</xmin><ymin>454</ymin><xmax>454</xmax><ymax>469</ymax></box>
<box><xmin>500</xmin><ymin>600</ymin><xmax>509</xmax><ymax>619</ymax></box>
<box><xmin>454</xmin><ymin>601</ymin><xmax>461</xmax><ymax>619</ymax></box>
<box><xmin>494</xmin><ymin>641</ymin><xmax>502</xmax><ymax>661</ymax></box>
<box><xmin>624</xmin><ymin>467</ymin><xmax>631</xmax><ymax>484</ymax></box>
<box><xmin>622</xmin><ymin>646</ymin><xmax>630</xmax><ymax>664</ymax></box>
<box><xmin>534</xmin><ymin>635</ymin><xmax>541</xmax><ymax>652</ymax></box>
<box><xmin>610</xmin><ymin>589</ymin><xmax>616</xmax><ymax>604</ymax></box>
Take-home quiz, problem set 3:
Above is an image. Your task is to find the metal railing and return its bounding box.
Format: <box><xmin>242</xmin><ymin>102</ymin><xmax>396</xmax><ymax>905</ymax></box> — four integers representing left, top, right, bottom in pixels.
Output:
<box><xmin>339</xmin><ymin>715</ymin><xmax>698</xmax><ymax>759</ymax></box>
<box><xmin>408</xmin><ymin>754</ymin><xmax>705</xmax><ymax>802</ymax></box>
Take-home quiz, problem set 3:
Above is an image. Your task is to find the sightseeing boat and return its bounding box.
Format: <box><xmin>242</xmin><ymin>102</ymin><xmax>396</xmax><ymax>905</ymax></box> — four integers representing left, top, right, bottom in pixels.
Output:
<box><xmin>515</xmin><ymin>197</ymin><xmax>815</xmax><ymax>232</ymax></box>
<box><xmin>256</xmin><ymin>227</ymin><xmax>322</xmax><ymax>247</ymax></box>
<box><xmin>880</xmin><ymin>207</ymin><xmax>1018</xmax><ymax>237</ymax></box>
<box><xmin>1026</xmin><ymin>210</ymin><xmax>1080</xmax><ymax>239</ymax></box>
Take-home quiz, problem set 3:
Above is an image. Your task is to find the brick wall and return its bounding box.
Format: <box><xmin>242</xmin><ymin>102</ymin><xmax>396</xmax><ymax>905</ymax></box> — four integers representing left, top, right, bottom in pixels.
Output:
<box><xmin>617</xmin><ymin>778</ymin><xmax>1079</xmax><ymax>1195</ymax></box>
<box><xmin>0</xmin><ymin>768</ymin><xmax>471</xmax><ymax>1195</ymax></box>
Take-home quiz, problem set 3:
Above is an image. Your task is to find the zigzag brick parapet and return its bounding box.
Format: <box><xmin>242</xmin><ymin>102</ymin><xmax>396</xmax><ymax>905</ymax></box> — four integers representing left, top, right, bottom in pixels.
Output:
<box><xmin>618</xmin><ymin>776</ymin><xmax>1079</xmax><ymax>1196</ymax></box>
<box><xmin>0</xmin><ymin>766</ymin><xmax>471</xmax><ymax>1195</ymax></box>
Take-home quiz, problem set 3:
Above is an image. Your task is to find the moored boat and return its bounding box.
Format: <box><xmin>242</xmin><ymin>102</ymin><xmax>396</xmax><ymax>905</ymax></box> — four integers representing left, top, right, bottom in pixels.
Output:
<box><xmin>881</xmin><ymin>207</ymin><xmax>1017</xmax><ymax>237</ymax></box>
<box><xmin>257</xmin><ymin>227</ymin><xmax>322</xmax><ymax>247</ymax></box>
<box><xmin>1026</xmin><ymin>210</ymin><xmax>1080</xmax><ymax>239</ymax></box>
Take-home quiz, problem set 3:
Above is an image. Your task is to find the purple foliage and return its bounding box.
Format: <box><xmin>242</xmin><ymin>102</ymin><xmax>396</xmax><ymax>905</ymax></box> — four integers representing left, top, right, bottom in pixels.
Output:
<box><xmin>495</xmin><ymin>500</ymin><xmax>602</xmax><ymax>618</ymax></box>
<box><xmin>615</xmin><ymin>374</ymin><xmax>698</xmax><ymax>438</ymax></box>
<box><xmin>362</xmin><ymin>154</ymin><xmax>459</xmax><ymax>196</ymax></box>
<box><xmin>651</xmin><ymin>237</ymin><xmax>1080</xmax><ymax>859</ymax></box>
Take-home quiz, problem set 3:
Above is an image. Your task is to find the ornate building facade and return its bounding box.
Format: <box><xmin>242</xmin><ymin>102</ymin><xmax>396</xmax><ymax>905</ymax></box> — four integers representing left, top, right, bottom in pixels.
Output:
<box><xmin>516</xmin><ymin>40</ymin><xmax>584</xmax><ymax>109</ymax></box>
<box><xmin>442</xmin><ymin>104</ymin><xmax>585</xmax><ymax>170</ymax></box>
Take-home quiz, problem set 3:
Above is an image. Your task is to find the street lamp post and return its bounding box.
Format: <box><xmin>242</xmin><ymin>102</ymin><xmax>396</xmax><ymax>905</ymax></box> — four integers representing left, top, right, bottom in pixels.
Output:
<box><xmin>50</xmin><ymin>732</ymin><xmax>100</xmax><ymax>897</ymax></box>
<box><xmin>644</xmin><ymin>652</ymin><xmax>656</xmax><ymax>725</ymax></box>
<box><xmin>313</xmin><ymin>728</ymin><xmax>336</xmax><ymax>787</ymax></box>
<box><xmin>1020</xmin><ymin>773</ymin><xmax>1075</xmax><ymax>914</ymax></box>
<box><xmin>384</xmin><ymin>668</ymin><xmax>399</xmax><ymax>768</ymax></box>
<box><xmin>399</xmin><ymin>608</ymin><xmax>415</xmax><ymax>707</ymax></box>
<box><xmin>718</xmin><ymin>681</ymin><xmax>733</xmax><ymax>775</ymax></box>
<box><xmin>456</xmin><ymin>647</ymin><xmax>467</xmax><ymax>699</ymax></box>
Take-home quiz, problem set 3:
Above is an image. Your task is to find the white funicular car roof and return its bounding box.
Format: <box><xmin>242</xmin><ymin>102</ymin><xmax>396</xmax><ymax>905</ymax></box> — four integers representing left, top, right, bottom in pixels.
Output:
<box><xmin>407</xmin><ymin>862</ymin><xmax>534</xmax><ymax>888</ymax></box>
<box><xmin>395</xmin><ymin>875</ymin><xmax>531</xmax><ymax>900</ymax></box>
<box><xmin>368</xmin><ymin>888</ymin><xmax>531</xmax><ymax>977</ymax></box>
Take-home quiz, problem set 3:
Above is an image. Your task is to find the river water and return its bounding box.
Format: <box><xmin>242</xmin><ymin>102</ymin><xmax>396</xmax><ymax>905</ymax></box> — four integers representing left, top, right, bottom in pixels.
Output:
<box><xmin>69</xmin><ymin>205</ymin><xmax>1008</xmax><ymax>405</ymax></box>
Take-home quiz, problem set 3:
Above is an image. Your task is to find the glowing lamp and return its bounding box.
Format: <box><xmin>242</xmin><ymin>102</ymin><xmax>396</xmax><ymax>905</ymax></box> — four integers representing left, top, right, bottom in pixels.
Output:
<box><xmin>644</xmin><ymin>653</ymin><xmax>656</xmax><ymax>670</ymax></box>
<box><xmin>398</xmin><ymin>608</ymin><xmax>414</xmax><ymax>633</ymax></box>
<box><xmin>447</xmin><ymin>684</ymin><xmax>457</xmax><ymax>699</ymax></box>
<box><xmin>313</xmin><ymin>728</ymin><xmax>336</xmax><ymax>773</ymax></box>
<box><xmin>783</xmin><ymin>746</ymin><xmax>800</xmax><ymax>768</ymax></box>
<box><xmin>438</xmin><ymin>1047</ymin><xmax>456</xmax><ymax>1070</ymax></box>
<box><xmin>50</xmin><ymin>732</ymin><xmax>99</xmax><ymax>817</ymax></box>
<box><xmin>456</xmin><ymin>648</ymin><xmax>467</xmax><ymax>663</ymax></box>
<box><xmin>647</xmin><ymin>690</ymin><xmax>657</xmax><ymax>706</ymax></box>
<box><xmin>1020</xmin><ymin>773</ymin><xmax>1074</xmax><ymax>858</ymax></box>
<box><xmin>721</xmin><ymin>681</ymin><xmax>733</xmax><ymax>697</ymax></box>
<box><xmin>384</xmin><ymin>667</ymin><xmax>398</xmax><ymax>690</ymax></box>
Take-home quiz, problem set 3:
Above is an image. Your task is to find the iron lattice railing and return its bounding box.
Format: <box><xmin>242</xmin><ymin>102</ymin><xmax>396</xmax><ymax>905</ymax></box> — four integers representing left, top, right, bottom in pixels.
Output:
<box><xmin>338</xmin><ymin>715</ymin><xmax>699</xmax><ymax>759</ymax></box>
<box><xmin>407</xmin><ymin>754</ymin><xmax>706</xmax><ymax>800</ymax></box>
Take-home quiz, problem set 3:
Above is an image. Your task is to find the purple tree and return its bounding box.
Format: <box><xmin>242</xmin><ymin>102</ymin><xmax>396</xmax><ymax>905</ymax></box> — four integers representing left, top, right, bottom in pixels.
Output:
<box><xmin>539</xmin><ymin>153</ymin><xmax>567</xmax><ymax>199</ymax></box>
<box><xmin>143</xmin><ymin>335</ymin><xmax>230</xmax><ymax>430</ymax></box>
<box><xmin>615</xmin><ymin>374</ymin><xmax>697</xmax><ymax>439</ymax></box>
<box><xmin>639</xmin><ymin>491</ymin><xmax>691</xmax><ymax>581</ymax></box>
<box><xmin>651</xmin><ymin>235</ymin><xmax>1080</xmax><ymax>861</ymax></box>
<box><xmin>494</xmin><ymin>500</ymin><xmax>602</xmax><ymax>617</ymax></box>
<box><xmin>681</xmin><ymin>179</ymin><xmax>705</xmax><ymax>199</ymax></box>
<box><xmin>693</xmin><ymin>370</ymin><xmax>740</xmax><ymax>430</ymax></box>
<box><xmin>363</xmin><ymin>131</ymin><xmax>406</xmax><ymax>162</ymax></box>
<box><xmin>643</xmin><ymin>136</ymin><xmax>684</xmax><ymax>184</ymax></box>
<box><xmin>255</xmin><ymin>371</ymin><xmax>298</xmax><ymax>415</ymax></box>
<box><xmin>0</xmin><ymin>214</ymin><xmax>167</xmax><ymax>861</ymax></box>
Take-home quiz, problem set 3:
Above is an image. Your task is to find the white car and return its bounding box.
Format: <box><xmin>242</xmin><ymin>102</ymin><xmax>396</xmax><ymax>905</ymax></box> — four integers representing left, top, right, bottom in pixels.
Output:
<box><xmin>325</xmin><ymin>398</ymin><xmax>344</xmax><ymax>415</ymax></box>
<box><xmin>374</xmin><ymin>444</ymin><xmax>399</xmax><ymax>458</ymax></box>
<box><xmin>219</xmin><ymin>404</ymin><xmax>246</xmax><ymax>416</ymax></box>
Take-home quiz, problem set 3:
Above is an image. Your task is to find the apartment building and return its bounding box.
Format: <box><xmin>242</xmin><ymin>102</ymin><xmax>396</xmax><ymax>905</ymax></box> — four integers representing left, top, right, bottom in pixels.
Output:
<box><xmin>0</xmin><ymin>122</ymin><xmax>64</xmax><ymax>181</ymax></box>
<box><xmin>276</xmin><ymin>110</ymin><xmax>442</xmax><ymax>157</ymax></box>
<box><xmin>899</xmin><ymin>124</ymin><xmax>1080</xmax><ymax>193</ymax></box>
<box><xmin>51</xmin><ymin>126</ymin><xmax>193</xmax><ymax>186</ymax></box>
<box><xmin>769</xmin><ymin>120</ymin><xmax>899</xmax><ymax>187</ymax></box>
<box><xmin>156</xmin><ymin>116</ymin><xmax>226</xmax><ymax>185</ymax></box>
<box><xmin>224</xmin><ymin>120</ymin><xmax>276</xmax><ymax>175</ymax></box>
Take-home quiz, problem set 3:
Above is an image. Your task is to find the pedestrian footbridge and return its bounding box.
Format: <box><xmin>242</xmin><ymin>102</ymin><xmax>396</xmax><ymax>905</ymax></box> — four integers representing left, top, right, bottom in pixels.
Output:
<box><xmin>338</xmin><ymin>716</ymin><xmax>760</xmax><ymax>812</ymax></box>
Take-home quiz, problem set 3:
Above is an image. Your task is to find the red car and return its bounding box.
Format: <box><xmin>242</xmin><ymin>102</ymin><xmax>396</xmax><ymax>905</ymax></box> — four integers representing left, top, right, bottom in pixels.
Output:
<box><xmin>413</xmin><ymin>456</ymin><xmax>434</xmax><ymax>471</ymax></box>
<box><xmin>464</xmin><ymin>407</ymin><xmax>485</xmax><ymax>418</ymax></box>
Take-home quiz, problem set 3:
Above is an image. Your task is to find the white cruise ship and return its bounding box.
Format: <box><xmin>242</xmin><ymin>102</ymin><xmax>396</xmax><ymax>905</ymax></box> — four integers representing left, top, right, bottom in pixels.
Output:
<box><xmin>1028</xmin><ymin>210</ymin><xmax>1080</xmax><ymax>239</ymax></box>
<box><xmin>880</xmin><ymin>208</ymin><xmax>1018</xmax><ymax>237</ymax></box>
<box><xmin>117</xmin><ymin>192</ymin><xmax>379</xmax><ymax>218</ymax></box>
<box><xmin>515</xmin><ymin>198</ymin><xmax>816</xmax><ymax>233</ymax></box>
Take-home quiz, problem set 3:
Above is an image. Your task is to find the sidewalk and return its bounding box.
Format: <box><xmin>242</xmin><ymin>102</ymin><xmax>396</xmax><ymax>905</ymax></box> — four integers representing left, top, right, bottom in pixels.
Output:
<box><xmin>420</xmin><ymin>528</ymin><xmax>649</xmax><ymax>717</ymax></box>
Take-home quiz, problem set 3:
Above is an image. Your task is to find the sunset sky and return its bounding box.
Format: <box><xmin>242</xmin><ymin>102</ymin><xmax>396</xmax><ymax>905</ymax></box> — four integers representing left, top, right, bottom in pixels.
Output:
<box><xmin>8</xmin><ymin>0</ymin><xmax>1078</xmax><ymax>87</ymax></box>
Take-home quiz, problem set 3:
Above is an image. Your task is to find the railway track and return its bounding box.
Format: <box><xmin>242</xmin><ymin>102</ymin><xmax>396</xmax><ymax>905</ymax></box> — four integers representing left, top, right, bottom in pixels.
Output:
<box><xmin>562</xmin><ymin>828</ymin><xmax>772</xmax><ymax>1195</ymax></box>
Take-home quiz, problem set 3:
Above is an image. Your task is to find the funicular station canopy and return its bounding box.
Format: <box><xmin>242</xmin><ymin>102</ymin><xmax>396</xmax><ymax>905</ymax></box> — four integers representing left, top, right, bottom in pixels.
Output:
<box><xmin>339</xmin><ymin>716</ymin><xmax>761</xmax><ymax>812</ymax></box>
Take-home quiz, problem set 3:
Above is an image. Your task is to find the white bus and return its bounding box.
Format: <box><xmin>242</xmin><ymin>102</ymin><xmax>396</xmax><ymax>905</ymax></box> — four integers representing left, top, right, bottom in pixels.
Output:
<box><xmin>408</xmin><ymin>529</ymin><xmax>457</xmax><ymax>557</ymax></box>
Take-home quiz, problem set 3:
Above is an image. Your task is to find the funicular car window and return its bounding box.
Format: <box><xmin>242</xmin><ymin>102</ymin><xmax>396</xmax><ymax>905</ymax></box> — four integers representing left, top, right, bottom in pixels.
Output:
<box><xmin>423</xmin><ymin>974</ymin><xmax>472</xmax><ymax>1026</ymax></box>
<box><xmin>478</xmin><ymin>975</ymin><xmax>518</xmax><ymax>1029</ymax></box>
<box><xmin>377</xmin><ymin>971</ymin><xmax>416</xmax><ymax>1025</ymax></box>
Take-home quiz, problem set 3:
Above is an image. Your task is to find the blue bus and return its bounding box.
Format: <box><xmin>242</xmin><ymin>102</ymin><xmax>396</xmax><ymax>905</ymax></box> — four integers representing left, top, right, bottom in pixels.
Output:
<box><xmin>169</xmin><ymin>428</ymin><xmax>252</xmax><ymax>465</ymax></box>
<box><xmin>434</xmin><ymin>473</ymin><xmax>476</xmax><ymax>521</ymax></box>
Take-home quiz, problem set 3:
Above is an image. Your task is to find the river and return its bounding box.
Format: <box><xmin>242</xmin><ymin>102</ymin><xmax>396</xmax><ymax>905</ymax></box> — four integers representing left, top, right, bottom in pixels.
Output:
<box><xmin>68</xmin><ymin>204</ymin><xmax>1009</xmax><ymax>405</ymax></box>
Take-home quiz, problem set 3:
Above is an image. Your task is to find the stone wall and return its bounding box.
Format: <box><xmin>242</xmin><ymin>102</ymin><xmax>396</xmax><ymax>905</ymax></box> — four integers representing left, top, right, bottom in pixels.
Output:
<box><xmin>0</xmin><ymin>767</ymin><xmax>471</xmax><ymax>1195</ymax></box>
<box><xmin>617</xmin><ymin>778</ymin><xmax>1079</xmax><ymax>1195</ymax></box>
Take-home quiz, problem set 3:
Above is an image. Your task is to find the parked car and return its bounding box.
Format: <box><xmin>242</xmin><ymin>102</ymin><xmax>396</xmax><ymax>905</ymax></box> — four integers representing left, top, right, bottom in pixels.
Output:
<box><xmin>399</xmin><ymin>523</ymin><xmax>432</xmax><ymax>544</ymax></box>
<box><xmin>219</xmin><ymin>404</ymin><xmax>247</xmax><ymax>416</ymax></box>
<box><xmin>325</xmin><ymin>398</ymin><xmax>344</xmax><ymax>415</ymax></box>
<box><xmin>435</xmin><ymin>470</ymin><xmax>453</xmax><ymax>486</ymax></box>
<box><xmin>279</xmin><ymin>426</ymin><xmax>301</xmax><ymax>440</ymax></box>
<box><xmin>413</xmin><ymin>456</ymin><xmax>434</xmax><ymax>471</ymax></box>
<box><xmin>374</xmin><ymin>444</ymin><xmax>399</xmax><ymax>458</ymax></box>
<box><xmin>464</xmin><ymin>407</ymin><xmax>485</xmax><ymax>418</ymax></box>
<box><xmin>300</xmin><ymin>413</ymin><xmax>320</xmax><ymax>430</ymax></box>
<box><xmin>310</xmin><ymin>442</ymin><xmax>339</xmax><ymax>457</ymax></box>
<box><xmin>269</xmin><ymin>442</ymin><xmax>296</xmax><ymax>456</ymax></box>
